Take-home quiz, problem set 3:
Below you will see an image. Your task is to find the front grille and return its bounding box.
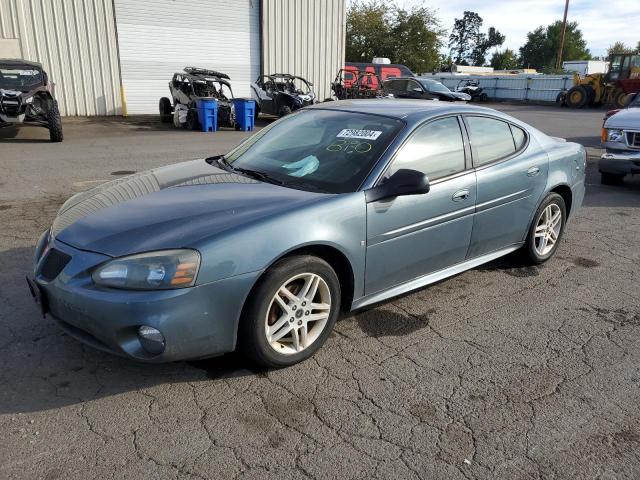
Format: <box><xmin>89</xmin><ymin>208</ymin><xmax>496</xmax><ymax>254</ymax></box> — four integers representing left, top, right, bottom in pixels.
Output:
<box><xmin>39</xmin><ymin>248</ymin><xmax>71</xmax><ymax>281</ymax></box>
<box><xmin>627</xmin><ymin>131</ymin><xmax>640</xmax><ymax>148</ymax></box>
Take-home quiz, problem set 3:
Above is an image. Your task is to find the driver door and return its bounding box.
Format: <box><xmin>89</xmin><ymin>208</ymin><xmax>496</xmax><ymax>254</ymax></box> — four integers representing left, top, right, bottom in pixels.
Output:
<box><xmin>252</xmin><ymin>76</ymin><xmax>275</xmax><ymax>114</ymax></box>
<box><xmin>365</xmin><ymin>116</ymin><xmax>477</xmax><ymax>295</ymax></box>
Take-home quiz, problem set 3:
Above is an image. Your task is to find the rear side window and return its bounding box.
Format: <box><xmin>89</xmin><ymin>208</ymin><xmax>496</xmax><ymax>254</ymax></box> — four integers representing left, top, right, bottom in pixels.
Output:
<box><xmin>388</xmin><ymin>117</ymin><xmax>466</xmax><ymax>181</ymax></box>
<box><xmin>511</xmin><ymin>125</ymin><xmax>527</xmax><ymax>150</ymax></box>
<box><xmin>466</xmin><ymin>116</ymin><xmax>516</xmax><ymax>166</ymax></box>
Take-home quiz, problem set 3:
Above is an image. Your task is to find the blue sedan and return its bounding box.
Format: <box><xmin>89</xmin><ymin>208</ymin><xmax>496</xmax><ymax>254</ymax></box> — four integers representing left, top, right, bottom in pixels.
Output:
<box><xmin>29</xmin><ymin>100</ymin><xmax>586</xmax><ymax>367</ymax></box>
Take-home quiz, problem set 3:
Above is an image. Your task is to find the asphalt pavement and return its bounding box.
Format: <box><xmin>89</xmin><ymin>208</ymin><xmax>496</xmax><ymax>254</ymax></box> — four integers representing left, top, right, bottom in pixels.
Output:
<box><xmin>1</xmin><ymin>103</ymin><xmax>639</xmax><ymax>480</ymax></box>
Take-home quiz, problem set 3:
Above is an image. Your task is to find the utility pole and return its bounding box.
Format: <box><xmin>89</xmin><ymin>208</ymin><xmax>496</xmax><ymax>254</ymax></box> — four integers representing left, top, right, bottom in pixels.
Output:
<box><xmin>556</xmin><ymin>0</ymin><xmax>570</xmax><ymax>70</ymax></box>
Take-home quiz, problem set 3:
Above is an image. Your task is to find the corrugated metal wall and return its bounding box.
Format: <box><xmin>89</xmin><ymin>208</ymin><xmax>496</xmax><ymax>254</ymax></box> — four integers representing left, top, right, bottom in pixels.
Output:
<box><xmin>262</xmin><ymin>0</ymin><xmax>345</xmax><ymax>102</ymax></box>
<box><xmin>0</xmin><ymin>0</ymin><xmax>122</xmax><ymax>116</ymax></box>
<box><xmin>424</xmin><ymin>75</ymin><xmax>575</xmax><ymax>103</ymax></box>
<box><xmin>113</xmin><ymin>0</ymin><xmax>261</xmax><ymax>115</ymax></box>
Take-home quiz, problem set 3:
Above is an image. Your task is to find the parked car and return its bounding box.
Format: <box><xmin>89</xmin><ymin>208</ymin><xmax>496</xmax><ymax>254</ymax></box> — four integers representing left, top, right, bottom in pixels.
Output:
<box><xmin>456</xmin><ymin>79</ymin><xmax>488</xmax><ymax>102</ymax></box>
<box><xmin>0</xmin><ymin>58</ymin><xmax>63</xmax><ymax>142</ymax></box>
<box><xmin>250</xmin><ymin>74</ymin><xmax>315</xmax><ymax>117</ymax></box>
<box><xmin>159</xmin><ymin>67</ymin><xmax>236</xmax><ymax>130</ymax></box>
<box><xmin>384</xmin><ymin>77</ymin><xmax>471</xmax><ymax>102</ymax></box>
<box><xmin>28</xmin><ymin>100</ymin><xmax>585</xmax><ymax>367</ymax></box>
<box><xmin>600</xmin><ymin>93</ymin><xmax>640</xmax><ymax>184</ymax></box>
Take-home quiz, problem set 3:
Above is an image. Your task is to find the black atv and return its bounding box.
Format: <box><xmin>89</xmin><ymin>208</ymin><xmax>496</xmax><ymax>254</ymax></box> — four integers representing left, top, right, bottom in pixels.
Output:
<box><xmin>455</xmin><ymin>79</ymin><xmax>487</xmax><ymax>102</ymax></box>
<box><xmin>159</xmin><ymin>67</ymin><xmax>236</xmax><ymax>130</ymax></box>
<box><xmin>250</xmin><ymin>74</ymin><xmax>315</xmax><ymax>117</ymax></box>
<box><xmin>0</xmin><ymin>59</ymin><xmax>63</xmax><ymax>142</ymax></box>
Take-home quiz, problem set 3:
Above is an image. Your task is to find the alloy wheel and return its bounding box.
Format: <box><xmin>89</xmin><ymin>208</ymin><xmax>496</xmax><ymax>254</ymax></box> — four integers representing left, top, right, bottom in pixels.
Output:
<box><xmin>265</xmin><ymin>273</ymin><xmax>331</xmax><ymax>355</ymax></box>
<box><xmin>534</xmin><ymin>203</ymin><xmax>562</xmax><ymax>256</ymax></box>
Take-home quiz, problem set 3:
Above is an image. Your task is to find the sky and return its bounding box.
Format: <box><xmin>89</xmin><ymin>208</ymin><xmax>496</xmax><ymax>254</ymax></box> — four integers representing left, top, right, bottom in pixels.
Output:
<box><xmin>389</xmin><ymin>0</ymin><xmax>640</xmax><ymax>58</ymax></box>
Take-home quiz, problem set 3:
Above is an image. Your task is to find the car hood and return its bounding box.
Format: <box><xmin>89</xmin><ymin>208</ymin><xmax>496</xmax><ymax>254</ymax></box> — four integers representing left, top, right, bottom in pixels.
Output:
<box><xmin>54</xmin><ymin>159</ymin><xmax>326</xmax><ymax>257</ymax></box>
<box><xmin>437</xmin><ymin>91</ymin><xmax>470</xmax><ymax>101</ymax></box>
<box><xmin>605</xmin><ymin>108</ymin><xmax>640</xmax><ymax>129</ymax></box>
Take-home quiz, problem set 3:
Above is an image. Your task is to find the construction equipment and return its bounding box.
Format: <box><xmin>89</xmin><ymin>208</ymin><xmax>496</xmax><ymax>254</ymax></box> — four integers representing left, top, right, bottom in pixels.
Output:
<box><xmin>559</xmin><ymin>53</ymin><xmax>640</xmax><ymax>109</ymax></box>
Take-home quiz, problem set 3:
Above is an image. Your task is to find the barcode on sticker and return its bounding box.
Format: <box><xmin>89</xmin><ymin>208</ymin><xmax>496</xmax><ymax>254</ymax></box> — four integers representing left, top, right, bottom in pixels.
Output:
<box><xmin>336</xmin><ymin>129</ymin><xmax>382</xmax><ymax>140</ymax></box>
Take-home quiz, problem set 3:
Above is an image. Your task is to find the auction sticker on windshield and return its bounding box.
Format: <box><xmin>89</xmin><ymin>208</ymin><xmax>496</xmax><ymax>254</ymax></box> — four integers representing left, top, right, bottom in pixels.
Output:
<box><xmin>336</xmin><ymin>129</ymin><xmax>382</xmax><ymax>140</ymax></box>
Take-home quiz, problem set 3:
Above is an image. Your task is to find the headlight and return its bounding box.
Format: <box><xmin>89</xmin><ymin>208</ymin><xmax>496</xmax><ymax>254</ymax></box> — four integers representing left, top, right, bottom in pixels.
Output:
<box><xmin>25</xmin><ymin>96</ymin><xmax>34</xmax><ymax>104</ymax></box>
<box><xmin>92</xmin><ymin>249</ymin><xmax>200</xmax><ymax>290</ymax></box>
<box><xmin>606</xmin><ymin>129</ymin><xmax>624</xmax><ymax>142</ymax></box>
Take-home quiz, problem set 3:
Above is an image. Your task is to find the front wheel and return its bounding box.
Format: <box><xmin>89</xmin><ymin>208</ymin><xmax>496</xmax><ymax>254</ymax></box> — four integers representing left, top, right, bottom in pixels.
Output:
<box><xmin>521</xmin><ymin>193</ymin><xmax>566</xmax><ymax>264</ymax></box>
<box><xmin>47</xmin><ymin>100</ymin><xmax>63</xmax><ymax>142</ymax></box>
<box><xmin>278</xmin><ymin>105</ymin><xmax>292</xmax><ymax>118</ymax></box>
<box><xmin>159</xmin><ymin>97</ymin><xmax>173</xmax><ymax>123</ymax></box>
<box><xmin>239</xmin><ymin>255</ymin><xmax>341</xmax><ymax>368</ymax></box>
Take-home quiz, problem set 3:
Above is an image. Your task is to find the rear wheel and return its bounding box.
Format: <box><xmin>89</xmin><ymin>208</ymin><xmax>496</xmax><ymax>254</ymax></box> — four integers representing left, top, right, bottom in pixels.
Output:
<box><xmin>565</xmin><ymin>86</ymin><xmax>589</xmax><ymax>108</ymax></box>
<box><xmin>521</xmin><ymin>193</ymin><xmax>566</xmax><ymax>264</ymax></box>
<box><xmin>601</xmin><ymin>172</ymin><xmax>624</xmax><ymax>185</ymax></box>
<box><xmin>239</xmin><ymin>255</ymin><xmax>341</xmax><ymax>368</ymax></box>
<box><xmin>159</xmin><ymin>97</ymin><xmax>173</xmax><ymax>123</ymax></box>
<box><xmin>479</xmin><ymin>92</ymin><xmax>488</xmax><ymax>102</ymax></box>
<box><xmin>47</xmin><ymin>100</ymin><xmax>63</xmax><ymax>142</ymax></box>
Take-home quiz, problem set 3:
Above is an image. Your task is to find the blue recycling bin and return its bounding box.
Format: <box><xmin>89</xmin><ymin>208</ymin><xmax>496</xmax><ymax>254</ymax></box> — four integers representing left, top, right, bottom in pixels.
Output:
<box><xmin>232</xmin><ymin>98</ymin><xmax>256</xmax><ymax>131</ymax></box>
<box><xmin>196</xmin><ymin>98</ymin><xmax>218</xmax><ymax>132</ymax></box>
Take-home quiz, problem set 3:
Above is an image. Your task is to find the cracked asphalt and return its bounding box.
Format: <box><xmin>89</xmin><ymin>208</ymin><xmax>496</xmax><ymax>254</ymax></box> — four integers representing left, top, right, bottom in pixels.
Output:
<box><xmin>1</xmin><ymin>104</ymin><xmax>639</xmax><ymax>480</ymax></box>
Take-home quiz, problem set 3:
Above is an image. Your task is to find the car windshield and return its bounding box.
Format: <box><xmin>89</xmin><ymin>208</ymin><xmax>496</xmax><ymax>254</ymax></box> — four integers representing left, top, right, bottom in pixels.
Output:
<box><xmin>222</xmin><ymin>109</ymin><xmax>404</xmax><ymax>193</ymax></box>
<box><xmin>419</xmin><ymin>80</ymin><xmax>450</xmax><ymax>93</ymax></box>
<box><xmin>0</xmin><ymin>66</ymin><xmax>43</xmax><ymax>90</ymax></box>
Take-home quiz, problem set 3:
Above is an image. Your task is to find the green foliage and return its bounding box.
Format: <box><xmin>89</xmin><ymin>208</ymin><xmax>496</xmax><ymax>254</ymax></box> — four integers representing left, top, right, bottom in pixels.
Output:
<box><xmin>519</xmin><ymin>21</ymin><xmax>591</xmax><ymax>71</ymax></box>
<box><xmin>346</xmin><ymin>1</ymin><xmax>445</xmax><ymax>73</ymax></box>
<box><xmin>490</xmin><ymin>49</ymin><xmax>519</xmax><ymax>70</ymax></box>
<box><xmin>607</xmin><ymin>42</ymin><xmax>636</xmax><ymax>56</ymax></box>
<box><xmin>448</xmin><ymin>11</ymin><xmax>504</xmax><ymax>66</ymax></box>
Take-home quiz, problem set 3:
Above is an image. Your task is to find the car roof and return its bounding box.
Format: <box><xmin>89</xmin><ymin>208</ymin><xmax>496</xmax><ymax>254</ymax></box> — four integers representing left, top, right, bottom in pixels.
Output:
<box><xmin>306</xmin><ymin>98</ymin><xmax>503</xmax><ymax>122</ymax></box>
<box><xmin>0</xmin><ymin>58</ymin><xmax>43</xmax><ymax>69</ymax></box>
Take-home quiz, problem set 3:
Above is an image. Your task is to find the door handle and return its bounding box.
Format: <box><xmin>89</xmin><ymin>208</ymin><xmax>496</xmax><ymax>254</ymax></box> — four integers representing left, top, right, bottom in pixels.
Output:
<box><xmin>527</xmin><ymin>166</ymin><xmax>540</xmax><ymax>177</ymax></box>
<box><xmin>452</xmin><ymin>189</ymin><xmax>470</xmax><ymax>202</ymax></box>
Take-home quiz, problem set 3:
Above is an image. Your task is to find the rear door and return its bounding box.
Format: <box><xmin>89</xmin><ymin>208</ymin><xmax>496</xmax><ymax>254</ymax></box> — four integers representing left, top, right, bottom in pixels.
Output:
<box><xmin>365</xmin><ymin>116</ymin><xmax>477</xmax><ymax>294</ymax></box>
<box><xmin>464</xmin><ymin>115</ymin><xmax>548</xmax><ymax>258</ymax></box>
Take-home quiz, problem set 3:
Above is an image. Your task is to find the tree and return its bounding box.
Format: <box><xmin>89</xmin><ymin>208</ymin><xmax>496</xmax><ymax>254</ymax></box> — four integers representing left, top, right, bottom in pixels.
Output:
<box><xmin>490</xmin><ymin>49</ymin><xmax>519</xmax><ymax>70</ymax></box>
<box><xmin>519</xmin><ymin>21</ymin><xmax>590</xmax><ymax>71</ymax></box>
<box><xmin>448</xmin><ymin>11</ymin><xmax>504</xmax><ymax>66</ymax></box>
<box><xmin>607</xmin><ymin>42</ymin><xmax>635</xmax><ymax>56</ymax></box>
<box><xmin>346</xmin><ymin>1</ymin><xmax>394</xmax><ymax>64</ymax></box>
<box><xmin>345</xmin><ymin>1</ymin><xmax>445</xmax><ymax>73</ymax></box>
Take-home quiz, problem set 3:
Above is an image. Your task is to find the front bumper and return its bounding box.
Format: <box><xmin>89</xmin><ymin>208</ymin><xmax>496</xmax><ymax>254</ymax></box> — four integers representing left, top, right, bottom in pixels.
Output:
<box><xmin>31</xmin><ymin>237</ymin><xmax>260</xmax><ymax>362</ymax></box>
<box><xmin>599</xmin><ymin>149</ymin><xmax>640</xmax><ymax>175</ymax></box>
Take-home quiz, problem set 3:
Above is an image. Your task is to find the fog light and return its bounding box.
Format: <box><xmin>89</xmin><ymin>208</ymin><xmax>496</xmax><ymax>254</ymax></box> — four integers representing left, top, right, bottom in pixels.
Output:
<box><xmin>137</xmin><ymin>326</ymin><xmax>165</xmax><ymax>355</ymax></box>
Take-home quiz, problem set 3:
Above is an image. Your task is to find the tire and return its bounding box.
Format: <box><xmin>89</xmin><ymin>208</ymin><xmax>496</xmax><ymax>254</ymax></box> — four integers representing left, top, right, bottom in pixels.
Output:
<box><xmin>159</xmin><ymin>97</ymin><xmax>173</xmax><ymax>123</ymax></box>
<box><xmin>601</xmin><ymin>172</ymin><xmax>624</xmax><ymax>185</ymax></box>
<box><xmin>186</xmin><ymin>108</ymin><xmax>199</xmax><ymax>131</ymax></box>
<box><xmin>323</xmin><ymin>98</ymin><xmax>335</xmax><ymax>102</ymax></box>
<box><xmin>479</xmin><ymin>92</ymin><xmax>488</xmax><ymax>102</ymax></box>
<box><xmin>239</xmin><ymin>255</ymin><xmax>341</xmax><ymax>368</ymax></box>
<box><xmin>612</xmin><ymin>89</ymin><xmax>627</xmax><ymax>109</ymax></box>
<box><xmin>520</xmin><ymin>193</ymin><xmax>567</xmax><ymax>265</ymax></box>
<box><xmin>47</xmin><ymin>100</ymin><xmax>63</xmax><ymax>142</ymax></box>
<box><xmin>565</xmin><ymin>86</ymin><xmax>588</xmax><ymax>108</ymax></box>
<box><xmin>278</xmin><ymin>105</ymin><xmax>292</xmax><ymax>118</ymax></box>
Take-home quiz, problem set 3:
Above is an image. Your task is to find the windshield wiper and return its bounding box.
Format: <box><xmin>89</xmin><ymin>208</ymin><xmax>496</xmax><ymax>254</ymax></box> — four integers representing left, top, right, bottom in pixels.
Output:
<box><xmin>231</xmin><ymin>166</ymin><xmax>284</xmax><ymax>185</ymax></box>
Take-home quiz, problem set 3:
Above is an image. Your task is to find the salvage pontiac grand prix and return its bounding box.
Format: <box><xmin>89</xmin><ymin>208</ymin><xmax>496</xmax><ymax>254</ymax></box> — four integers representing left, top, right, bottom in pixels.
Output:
<box><xmin>28</xmin><ymin>100</ymin><xmax>586</xmax><ymax>367</ymax></box>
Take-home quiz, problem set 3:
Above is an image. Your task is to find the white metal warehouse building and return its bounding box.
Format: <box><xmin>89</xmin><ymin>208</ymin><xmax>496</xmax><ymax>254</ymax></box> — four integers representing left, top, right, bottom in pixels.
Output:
<box><xmin>0</xmin><ymin>0</ymin><xmax>345</xmax><ymax>116</ymax></box>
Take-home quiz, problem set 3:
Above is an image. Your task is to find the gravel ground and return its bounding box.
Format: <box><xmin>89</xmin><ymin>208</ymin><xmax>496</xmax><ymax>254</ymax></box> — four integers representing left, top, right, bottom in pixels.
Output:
<box><xmin>1</xmin><ymin>104</ymin><xmax>639</xmax><ymax>480</ymax></box>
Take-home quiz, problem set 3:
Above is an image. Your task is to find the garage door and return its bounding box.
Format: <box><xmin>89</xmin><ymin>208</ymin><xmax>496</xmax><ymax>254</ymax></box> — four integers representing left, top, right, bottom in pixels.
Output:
<box><xmin>113</xmin><ymin>0</ymin><xmax>260</xmax><ymax>114</ymax></box>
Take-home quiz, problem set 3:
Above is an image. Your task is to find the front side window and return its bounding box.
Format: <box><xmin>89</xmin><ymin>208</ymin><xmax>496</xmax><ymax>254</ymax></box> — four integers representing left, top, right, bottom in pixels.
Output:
<box><xmin>466</xmin><ymin>116</ymin><xmax>517</xmax><ymax>166</ymax></box>
<box><xmin>223</xmin><ymin>110</ymin><xmax>403</xmax><ymax>193</ymax></box>
<box><xmin>387</xmin><ymin>117</ymin><xmax>466</xmax><ymax>181</ymax></box>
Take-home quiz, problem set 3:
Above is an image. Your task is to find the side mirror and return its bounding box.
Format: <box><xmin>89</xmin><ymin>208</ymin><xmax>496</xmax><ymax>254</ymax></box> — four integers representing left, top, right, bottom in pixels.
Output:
<box><xmin>365</xmin><ymin>169</ymin><xmax>430</xmax><ymax>203</ymax></box>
